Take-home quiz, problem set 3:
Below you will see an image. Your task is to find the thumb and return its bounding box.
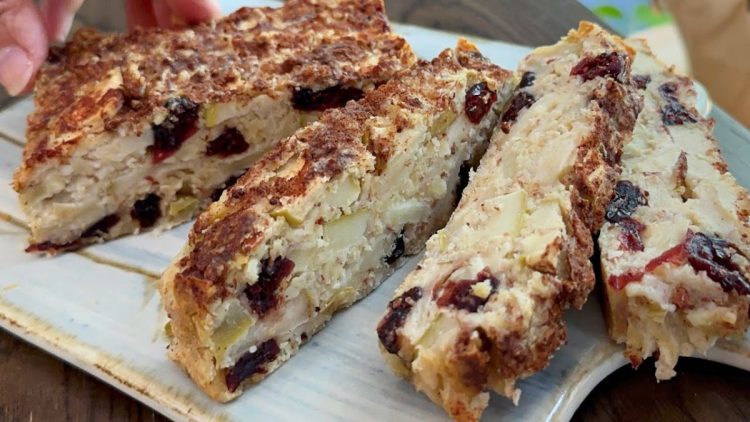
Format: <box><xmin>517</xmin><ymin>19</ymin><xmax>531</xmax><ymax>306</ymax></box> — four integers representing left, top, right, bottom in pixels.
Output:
<box><xmin>0</xmin><ymin>0</ymin><xmax>48</xmax><ymax>95</ymax></box>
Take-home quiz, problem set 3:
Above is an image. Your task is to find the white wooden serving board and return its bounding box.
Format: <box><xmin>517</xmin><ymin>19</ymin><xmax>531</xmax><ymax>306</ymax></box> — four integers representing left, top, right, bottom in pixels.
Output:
<box><xmin>0</xmin><ymin>1</ymin><xmax>747</xmax><ymax>421</ymax></box>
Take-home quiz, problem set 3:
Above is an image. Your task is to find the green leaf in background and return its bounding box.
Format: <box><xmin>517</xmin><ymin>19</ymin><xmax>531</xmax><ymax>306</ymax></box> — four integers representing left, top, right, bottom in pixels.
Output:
<box><xmin>634</xmin><ymin>4</ymin><xmax>671</xmax><ymax>27</ymax></box>
<box><xmin>592</xmin><ymin>5</ymin><xmax>624</xmax><ymax>20</ymax></box>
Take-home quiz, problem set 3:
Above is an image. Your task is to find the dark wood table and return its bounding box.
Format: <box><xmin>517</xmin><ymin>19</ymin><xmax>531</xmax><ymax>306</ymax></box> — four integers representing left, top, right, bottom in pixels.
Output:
<box><xmin>1</xmin><ymin>1</ymin><xmax>748</xmax><ymax>421</ymax></box>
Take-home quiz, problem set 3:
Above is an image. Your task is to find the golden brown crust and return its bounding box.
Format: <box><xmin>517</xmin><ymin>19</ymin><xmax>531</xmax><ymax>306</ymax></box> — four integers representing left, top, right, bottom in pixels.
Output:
<box><xmin>14</xmin><ymin>0</ymin><xmax>414</xmax><ymax>191</ymax></box>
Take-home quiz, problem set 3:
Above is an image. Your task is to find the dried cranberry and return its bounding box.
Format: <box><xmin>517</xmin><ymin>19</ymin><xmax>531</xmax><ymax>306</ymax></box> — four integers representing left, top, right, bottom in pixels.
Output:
<box><xmin>206</xmin><ymin>127</ymin><xmax>249</xmax><ymax>157</ymax></box>
<box><xmin>81</xmin><ymin>214</ymin><xmax>120</xmax><ymax>238</ymax></box>
<box><xmin>464</xmin><ymin>82</ymin><xmax>497</xmax><ymax>124</ymax></box>
<box><xmin>658</xmin><ymin>82</ymin><xmax>696</xmax><ymax>126</ymax></box>
<box><xmin>385</xmin><ymin>233</ymin><xmax>405</xmax><ymax>264</ymax></box>
<box><xmin>570</xmin><ymin>52</ymin><xmax>626</xmax><ymax>82</ymax></box>
<box><xmin>645</xmin><ymin>241</ymin><xmax>688</xmax><ymax>273</ymax></box>
<box><xmin>608</xmin><ymin>270</ymin><xmax>645</xmax><ymax>290</ymax></box>
<box><xmin>436</xmin><ymin>270</ymin><xmax>499</xmax><ymax>312</ymax></box>
<box><xmin>150</xmin><ymin>97</ymin><xmax>199</xmax><ymax>163</ymax></box>
<box><xmin>131</xmin><ymin>193</ymin><xmax>161</xmax><ymax>228</ymax></box>
<box><xmin>26</xmin><ymin>214</ymin><xmax>119</xmax><ymax>252</ymax></box>
<box><xmin>244</xmin><ymin>257</ymin><xmax>295</xmax><ymax>317</ymax></box>
<box><xmin>660</xmin><ymin>101</ymin><xmax>697</xmax><ymax>126</ymax></box>
<box><xmin>618</xmin><ymin>217</ymin><xmax>646</xmax><ymax>252</ymax></box>
<box><xmin>605</xmin><ymin>180</ymin><xmax>648</xmax><ymax>223</ymax></box>
<box><xmin>291</xmin><ymin>85</ymin><xmax>363</xmax><ymax>112</ymax></box>
<box><xmin>519</xmin><ymin>71</ymin><xmax>536</xmax><ymax>88</ymax></box>
<box><xmin>225</xmin><ymin>339</ymin><xmax>280</xmax><ymax>392</ymax></box>
<box><xmin>632</xmin><ymin>74</ymin><xmax>651</xmax><ymax>90</ymax></box>
<box><xmin>499</xmin><ymin>91</ymin><xmax>535</xmax><ymax>133</ymax></box>
<box><xmin>377</xmin><ymin>287</ymin><xmax>422</xmax><ymax>354</ymax></box>
<box><xmin>658</xmin><ymin>83</ymin><xmax>678</xmax><ymax>98</ymax></box>
<box><xmin>685</xmin><ymin>232</ymin><xmax>750</xmax><ymax>296</ymax></box>
<box><xmin>211</xmin><ymin>174</ymin><xmax>242</xmax><ymax>202</ymax></box>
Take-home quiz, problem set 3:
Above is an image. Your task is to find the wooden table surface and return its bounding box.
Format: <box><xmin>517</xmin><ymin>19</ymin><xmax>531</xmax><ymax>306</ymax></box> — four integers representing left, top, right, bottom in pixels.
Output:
<box><xmin>1</xmin><ymin>1</ymin><xmax>748</xmax><ymax>421</ymax></box>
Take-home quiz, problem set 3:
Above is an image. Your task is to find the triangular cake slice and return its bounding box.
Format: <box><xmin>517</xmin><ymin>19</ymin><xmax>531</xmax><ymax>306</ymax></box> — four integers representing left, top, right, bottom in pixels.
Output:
<box><xmin>599</xmin><ymin>40</ymin><xmax>750</xmax><ymax>379</ymax></box>
<box><xmin>376</xmin><ymin>23</ymin><xmax>642</xmax><ymax>421</ymax></box>
<box><xmin>159</xmin><ymin>40</ymin><xmax>514</xmax><ymax>401</ymax></box>
<box><xmin>13</xmin><ymin>0</ymin><xmax>415</xmax><ymax>253</ymax></box>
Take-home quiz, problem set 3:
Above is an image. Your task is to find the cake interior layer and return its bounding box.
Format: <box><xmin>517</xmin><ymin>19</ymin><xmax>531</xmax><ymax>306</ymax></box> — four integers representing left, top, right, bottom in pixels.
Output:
<box><xmin>192</xmin><ymin>87</ymin><xmax>504</xmax><ymax>399</ymax></box>
<box><xmin>23</xmin><ymin>94</ymin><xmax>319</xmax><ymax>250</ymax></box>
<box><xmin>599</xmin><ymin>41</ymin><xmax>750</xmax><ymax>379</ymax></box>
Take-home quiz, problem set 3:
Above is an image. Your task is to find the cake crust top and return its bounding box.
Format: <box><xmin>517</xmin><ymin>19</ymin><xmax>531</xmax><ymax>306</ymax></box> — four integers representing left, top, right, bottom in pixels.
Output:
<box><xmin>15</xmin><ymin>0</ymin><xmax>415</xmax><ymax>190</ymax></box>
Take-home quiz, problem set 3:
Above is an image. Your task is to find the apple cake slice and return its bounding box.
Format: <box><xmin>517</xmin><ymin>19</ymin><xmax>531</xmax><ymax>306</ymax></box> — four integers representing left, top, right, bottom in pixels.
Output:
<box><xmin>376</xmin><ymin>23</ymin><xmax>642</xmax><ymax>421</ymax></box>
<box><xmin>13</xmin><ymin>0</ymin><xmax>415</xmax><ymax>253</ymax></box>
<box><xmin>159</xmin><ymin>40</ymin><xmax>514</xmax><ymax>401</ymax></box>
<box><xmin>599</xmin><ymin>40</ymin><xmax>750</xmax><ymax>379</ymax></box>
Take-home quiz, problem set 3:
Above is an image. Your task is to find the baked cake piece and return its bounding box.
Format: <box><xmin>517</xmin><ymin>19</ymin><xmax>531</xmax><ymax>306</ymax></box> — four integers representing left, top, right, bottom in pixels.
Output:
<box><xmin>599</xmin><ymin>40</ymin><xmax>750</xmax><ymax>379</ymax></box>
<box><xmin>376</xmin><ymin>23</ymin><xmax>642</xmax><ymax>421</ymax></box>
<box><xmin>159</xmin><ymin>40</ymin><xmax>514</xmax><ymax>401</ymax></box>
<box><xmin>13</xmin><ymin>0</ymin><xmax>415</xmax><ymax>253</ymax></box>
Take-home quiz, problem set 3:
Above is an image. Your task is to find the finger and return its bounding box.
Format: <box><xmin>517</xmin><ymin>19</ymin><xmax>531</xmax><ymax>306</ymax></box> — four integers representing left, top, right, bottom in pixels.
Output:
<box><xmin>164</xmin><ymin>0</ymin><xmax>220</xmax><ymax>24</ymax></box>
<box><xmin>151</xmin><ymin>0</ymin><xmax>179</xmax><ymax>28</ymax></box>
<box><xmin>0</xmin><ymin>0</ymin><xmax>48</xmax><ymax>95</ymax></box>
<box><xmin>125</xmin><ymin>0</ymin><xmax>158</xmax><ymax>30</ymax></box>
<box><xmin>39</xmin><ymin>0</ymin><xmax>85</xmax><ymax>42</ymax></box>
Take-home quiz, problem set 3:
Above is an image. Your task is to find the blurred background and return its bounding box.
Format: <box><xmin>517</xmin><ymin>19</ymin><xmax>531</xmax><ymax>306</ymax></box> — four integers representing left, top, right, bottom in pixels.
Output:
<box><xmin>4</xmin><ymin>0</ymin><xmax>750</xmax><ymax>127</ymax></box>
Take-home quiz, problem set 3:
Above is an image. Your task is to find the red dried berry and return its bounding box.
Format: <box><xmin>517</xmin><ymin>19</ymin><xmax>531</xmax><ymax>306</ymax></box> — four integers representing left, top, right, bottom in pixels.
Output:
<box><xmin>499</xmin><ymin>91</ymin><xmax>535</xmax><ymax>133</ymax></box>
<box><xmin>632</xmin><ymin>74</ymin><xmax>651</xmax><ymax>90</ymax></box>
<box><xmin>150</xmin><ymin>97</ymin><xmax>199</xmax><ymax>163</ymax></box>
<box><xmin>570</xmin><ymin>52</ymin><xmax>626</xmax><ymax>82</ymax></box>
<box><xmin>685</xmin><ymin>232</ymin><xmax>750</xmax><ymax>296</ymax></box>
<box><xmin>605</xmin><ymin>180</ymin><xmax>648</xmax><ymax>223</ymax></box>
<box><xmin>377</xmin><ymin>287</ymin><xmax>422</xmax><ymax>354</ymax></box>
<box><xmin>206</xmin><ymin>127</ymin><xmax>249</xmax><ymax>157</ymax></box>
<box><xmin>660</xmin><ymin>101</ymin><xmax>697</xmax><ymax>126</ymax></box>
<box><xmin>436</xmin><ymin>270</ymin><xmax>499</xmax><ymax>312</ymax></box>
<box><xmin>519</xmin><ymin>71</ymin><xmax>536</xmax><ymax>88</ymax></box>
<box><xmin>658</xmin><ymin>82</ymin><xmax>697</xmax><ymax>126</ymax></box>
<box><xmin>645</xmin><ymin>241</ymin><xmax>688</xmax><ymax>273</ymax></box>
<box><xmin>25</xmin><ymin>214</ymin><xmax>120</xmax><ymax>252</ymax></box>
<box><xmin>618</xmin><ymin>217</ymin><xmax>646</xmax><ymax>252</ymax></box>
<box><xmin>291</xmin><ymin>85</ymin><xmax>363</xmax><ymax>112</ymax></box>
<box><xmin>244</xmin><ymin>257</ymin><xmax>295</xmax><ymax>317</ymax></box>
<box><xmin>638</xmin><ymin>231</ymin><xmax>750</xmax><ymax>296</ymax></box>
<box><xmin>81</xmin><ymin>214</ymin><xmax>120</xmax><ymax>238</ymax></box>
<box><xmin>464</xmin><ymin>82</ymin><xmax>498</xmax><ymax>124</ymax></box>
<box><xmin>131</xmin><ymin>193</ymin><xmax>161</xmax><ymax>228</ymax></box>
<box><xmin>225</xmin><ymin>339</ymin><xmax>280</xmax><ymax>392</ymax></box>
<box><xmin>608</xmin><ymin>270</ymin><xmax>645</xmax><ymax>290</ymax></box>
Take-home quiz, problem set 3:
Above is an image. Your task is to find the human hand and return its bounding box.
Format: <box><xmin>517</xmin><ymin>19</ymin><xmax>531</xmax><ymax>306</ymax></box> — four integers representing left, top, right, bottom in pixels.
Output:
<box><xmin>0</xmin><ymin>0</ymin><xmax>221</xmax><ymax>96</ymax></box>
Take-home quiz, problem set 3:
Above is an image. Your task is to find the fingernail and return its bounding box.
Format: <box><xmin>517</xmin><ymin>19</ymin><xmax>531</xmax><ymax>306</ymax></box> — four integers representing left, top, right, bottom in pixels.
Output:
<box><xmin>54</xmin><ymin>14</ymin><xmax>75</xmax><ymax>42</ymax></box>
<box><xmin>0</xmin><ymin>46</ymin><xmax>33</xmax><ymax>96</ymax></box>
